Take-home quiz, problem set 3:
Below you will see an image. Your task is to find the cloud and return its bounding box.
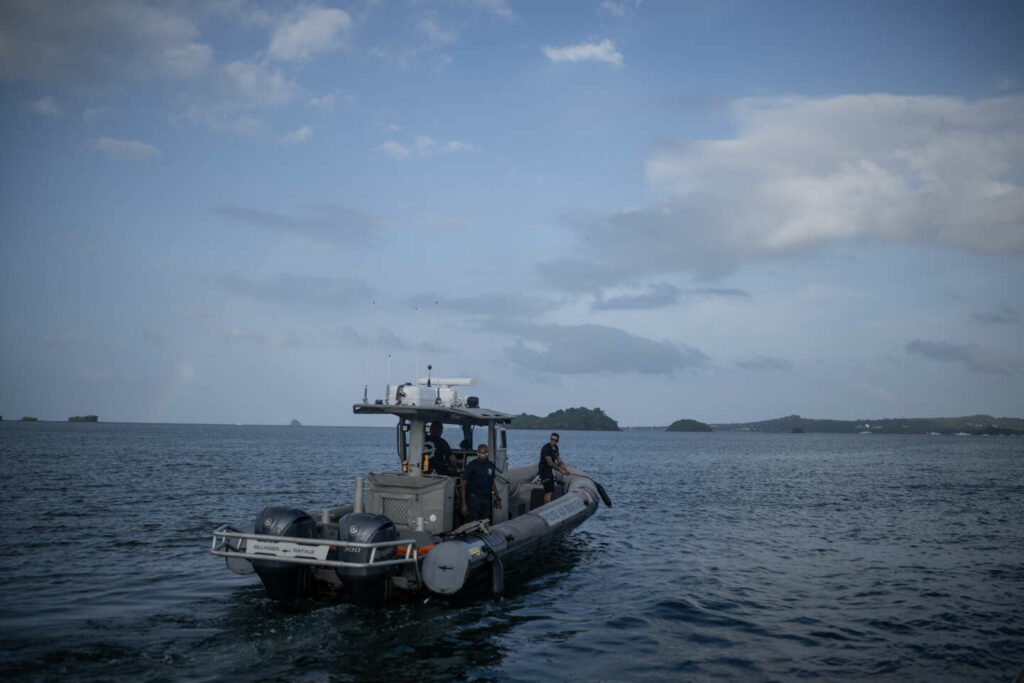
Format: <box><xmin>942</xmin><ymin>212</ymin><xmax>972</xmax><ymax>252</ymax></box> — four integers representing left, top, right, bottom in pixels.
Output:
<box><xmin>218</xmin><ymin>60</ymin><xmax>300</xmax><ymax>108</ymax></box>
<box><xmin>0</xmin><ymin>0</ymin><xmax>212</xmax><ymax>84</ymax></box>
<box><xmin>501</xmin><ymin>322</ymin><xmax>709</xmax><ymax>375</ymax></box>
<box><xmin>268</xmin><ymin>7</ymin><xmax>352</xmax><ymax>62</ymax></box>
<box><xmin>93</xmin><ymin>137</ymin><xmax>161</xmax><ymax>161</ymax></box>
<box><xmin>219</xmin><ymin>273</ymin><xmax>373</xmax><ymax>310</ymax></box>
<box><xmin>542</xmin><ymin>95</ymin><xmax>1024</xmax><ymax>286</ymax></box>
<box><xmin>375</xmin><ymin>137</ymin><xmax>474</xmax><ymax>159</ymax></box>
<box><xmin>213</xmin><ymin>204</ymin><xmax>386</xmax><ymax>246</ymax></box>
<box><xmin>734</xmin><ymin>355</ymin><xmax>794</xmax><ymax>371</ymax></box>
<box><xmin>974</xmin><ymin>305</ymin><xmax>1021</xmax><ymax>325</ymax></box>
<box><xmin>26</xmin><ymin>96</ymin><xmax>61</xmax><ymax>117</ymax></box>
<box><xmin>542</xmin><ymin>39</ymin><xmax>623</xmax><ymax>67</ymax></box>
<box><xmin>460</xmin><ymin>0</ymin><xmax>515</xmax><ymax>20</ymax></box>
<box><xmin>905</xmin><ymin>339</ymin><xmax>1020</xmax><ymax>374</ymax></box>
<box><xmin>593</xmin><ymin>282</ymin><xmax>681</xmax><ymax>310</ymax></box>
<box><xmin>176</xmin><ymin>59</ymin><xmax>300</xmax><ymax>133</ymax></box>
<box><xmin>647</xmin><ymin>95</ymin><xmax>1024</xmax><ymax>254</ymax></box>
<box><xmin>418</xmin><ymin>14</ymin><xmax>457</xmax><ymax>45</ymax></box>
<box><xmin>599</xmin><ymin>1</ymin><xmax>639</xmax><ymax>18</ymax></box>
<box><xmin>309</xmin><ymin>93</ymin><xmax>338</xmax><ymax>110</ymax></box>
<box><xmin>375</xmin><ymin>141</ymin><xmax>411</xmax><ymax>159</ymax></box>
<box><xmin>280</xmin><ymin>125</ymin><xmax>313</xmax><ymax>143</ymax></box>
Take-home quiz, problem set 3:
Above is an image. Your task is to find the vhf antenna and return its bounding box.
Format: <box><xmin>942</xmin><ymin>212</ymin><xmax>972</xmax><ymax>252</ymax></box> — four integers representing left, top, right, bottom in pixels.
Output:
<box><xmin>414</xmin><ymin>306</ymin><xmax>420</xmax><ymax>381</ymax></box>
<box><xmin>385</xmin><ymin>354</ymin><xmax>392</xmax><ymax>403</ymax></box>
<box><xmin>363</xmin><ymin>300</ymin><xmax>375</xmax><ymax>403</ymax></box>
<box><xmin>434</xmin><ymin>300</ymin><xmax>440</xmax><ymax>381</ymax></box>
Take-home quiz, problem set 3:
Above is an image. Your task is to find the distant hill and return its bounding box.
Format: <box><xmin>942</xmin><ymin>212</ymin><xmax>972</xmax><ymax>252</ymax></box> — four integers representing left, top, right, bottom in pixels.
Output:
<box><xmin>509</xmin><ymin>406</ymin><xmax>620</xmax><ymax>431</ymax></box>
<box><xmin>712</xmin><ymin>414</ymin><xmax>1024</xmax><ymax>436</ymax></box>
<box><xmin>667</xmin><ymin>419</ymin><xmax>713</xmax><ymax>432</ymax></box>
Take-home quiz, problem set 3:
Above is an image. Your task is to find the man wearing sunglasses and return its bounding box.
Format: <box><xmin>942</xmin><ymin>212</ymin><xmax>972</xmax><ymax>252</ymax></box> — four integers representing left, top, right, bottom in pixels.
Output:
<box><xmin>538</xmin><ymin>432</ymin><xmax>570</xmax><ymax>504</ymax></box>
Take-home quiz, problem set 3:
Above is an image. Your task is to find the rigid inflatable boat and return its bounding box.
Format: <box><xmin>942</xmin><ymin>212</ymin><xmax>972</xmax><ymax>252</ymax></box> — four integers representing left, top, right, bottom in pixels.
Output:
<box><xmin>211</xmin><ymin>377</ymin><xmax>610</xmax><ymax>604</ymax></box>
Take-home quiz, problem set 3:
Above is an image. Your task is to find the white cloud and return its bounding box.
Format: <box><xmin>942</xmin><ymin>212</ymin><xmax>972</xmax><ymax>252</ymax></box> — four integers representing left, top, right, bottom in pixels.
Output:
<box><xmin>375</xmin><ymin>137</ymin><xmax>473</xmax><ymax>159</ymax></box>
<box><xmin>419</xmin><ymin>14</ymin><xmax>456</xmax><ymax>45</ymax></box>
<box><xmin>26</xmin><ymin>96</ymin><xmax>62</xmax><ymax>117</ymax></box>
<box><xmin>646</xmin><ymin>95</ymin><xmax>1024</xmax><ymax>256</ymax></box>
<box><xmin>220</xmin><ymin>60</ymin><xmax>299</xmax><ymax>108</ymax></box>
<box><xmin>599</xmin><ymin>1</ymin><xmax>637</xmax><ymax>18</ymax></box>
<box><xmin>268</xmin><ymin>7</ymin><xmax>352</xmax><ymax>62</ymax></box>
<box><xmin>544</xmin><ymin>94</ymin><xmax>1024</xmax><ymax>286</ymax></box>
<box><xmin>280</xmin><ymin>125</ymin><xmax>313</xmax><ymax>143</ymax></box>
<box><xmin>179</xmin><ymin>60</ymin><xmax>299</xmax><ymax>133</ymax></box>
<box><xmin>375</xmin><ymin>141</ymin><xmax>412</xmax><ymax>159</ymax></box>
<box><xmin>309</xmin><ymin>93</ymin><xmax>338</xmax><ymax>110</ymax></box>
<box><xmin>93</xmin><ymin>137</ymin><xmax>161</xmax><ymax>161</ymax></box>
<box><xmin>542</xmin><ymin>39</ymin><xmax>623</xmax><ymax>67</ymax></box>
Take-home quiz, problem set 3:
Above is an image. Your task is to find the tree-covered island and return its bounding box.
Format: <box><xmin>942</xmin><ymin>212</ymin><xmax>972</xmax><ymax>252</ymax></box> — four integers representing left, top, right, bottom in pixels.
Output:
<box><xmin>712</xmin><ymin>414</ymin><xmax>1024</xmax><ymax>436</ymax></box>
<box><xmin>666</xmin><ymin>419</ymin><xmax>713</xmax><ymax>432</ymax></box>
<box><xmin>509</xmin><ymin>406</ymin><xmax>620</xmax><ymax>431</ymax></box>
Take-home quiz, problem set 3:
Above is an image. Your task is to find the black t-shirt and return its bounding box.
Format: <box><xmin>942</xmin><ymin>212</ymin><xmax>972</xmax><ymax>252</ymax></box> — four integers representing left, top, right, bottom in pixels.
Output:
<box><xmin>426</xmin><ymin>435</ymin><xmax>453</xmax><ymax>474</ymax></box>
<box><xmin>538</xmin><ymin>442</ymin><xmax>559</xmax><ymax>479</ymax></box>
<box><xmin>462</xmin><ymin>457</ymin><xmax>495</xmax><ymax>496</ymax></box>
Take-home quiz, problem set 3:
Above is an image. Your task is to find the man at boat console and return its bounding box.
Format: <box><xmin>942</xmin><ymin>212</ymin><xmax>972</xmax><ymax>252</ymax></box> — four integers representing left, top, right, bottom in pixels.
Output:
<box><xmin>539</xmin><ymin>433</ymin><xmax>570</xmax><ymax>504</ymax></box>
<box><xmin>461</xmin><ymin>444</ymin><xmax>502</xmax><ymax>522</ymax></box>
<box><xmin>426</xmin><ymin>422</ymin><xmax>457</xmax><ymax>476</ymax></box>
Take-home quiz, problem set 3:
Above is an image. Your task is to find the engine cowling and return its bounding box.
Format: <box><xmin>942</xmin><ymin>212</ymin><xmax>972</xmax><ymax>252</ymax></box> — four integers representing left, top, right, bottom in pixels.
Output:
<box><xmin>335</xmin><ymin>512</ymin><xmax>397</xmax><ymax>606</ymax></box>
<box><xmin>251</xmin><ymin>506</ymin><xmax>315</xmax><ymax>600</ymax></box>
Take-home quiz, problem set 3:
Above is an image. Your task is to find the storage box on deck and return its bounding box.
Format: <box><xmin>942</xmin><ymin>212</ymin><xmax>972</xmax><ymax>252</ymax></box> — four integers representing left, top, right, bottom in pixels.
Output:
<box><xmin>364</xmin><ymin>473</ymin><xmax>454</xmax><ymax>534</ymax></box>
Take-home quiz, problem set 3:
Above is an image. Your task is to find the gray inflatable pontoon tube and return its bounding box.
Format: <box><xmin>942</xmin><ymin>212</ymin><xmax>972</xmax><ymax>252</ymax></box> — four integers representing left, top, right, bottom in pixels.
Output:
<box><xmin>421</xmin><ymin>473</ymin><xmax>600</xmax><ymax>595</ymax></box>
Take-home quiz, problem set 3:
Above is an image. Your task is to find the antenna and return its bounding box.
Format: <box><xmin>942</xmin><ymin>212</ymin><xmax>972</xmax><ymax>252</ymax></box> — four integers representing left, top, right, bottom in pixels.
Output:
<box><xmin>427</xmin><ymin>363</ymin><xmax>432</xmax><ymax>387</ymax></box>
<box><xmin>434</xmin><ymin>300</ymin><xmax>440</xmax><ymax>381</ymax></box>
<box><xmin>363</xmin><ymin>301</ymin><xmax>375</xmax><ymax>403</ymax></box>
<box><xmin>414</xmin><ymin>306</ymin><xmax>420</xmax><ymax>381</ymax></box>
<box><xmin>385</xmin><ymin>354</ymin><xmax>392</xmax><ymax>403</ymax></box>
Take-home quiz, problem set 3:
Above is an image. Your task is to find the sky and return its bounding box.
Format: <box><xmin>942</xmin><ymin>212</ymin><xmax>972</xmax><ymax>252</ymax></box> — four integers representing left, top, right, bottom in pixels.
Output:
<box><xmin>1</xmin><ymin>0</ymin><xmax>1022</xmax><ymax>427</ymax></box>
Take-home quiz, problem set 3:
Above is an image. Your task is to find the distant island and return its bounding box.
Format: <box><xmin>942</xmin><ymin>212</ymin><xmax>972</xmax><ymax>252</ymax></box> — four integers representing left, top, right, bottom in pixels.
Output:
<box><xmin>290</xmin><ymin>419</ymin><xmax>302</xmax><ymax>426</ymax></box>
<box><xmin>509</xmin><ymin>407</ymin><xmax>620</xmax><ymax>431</ymax></box>
<box><xmin>68</xmin><ymin>415</ymin><xmax>98</xmax><ymax>422</ymax></box>
<box><xmin>713</xmin><ymin>414</ymin><xmax>1024</xmax><ymax>436</ymax></box>
<box><xmin>666</xmin><ymin>418</ymin><xmax>713</xmax><ymax>432</ymax></box>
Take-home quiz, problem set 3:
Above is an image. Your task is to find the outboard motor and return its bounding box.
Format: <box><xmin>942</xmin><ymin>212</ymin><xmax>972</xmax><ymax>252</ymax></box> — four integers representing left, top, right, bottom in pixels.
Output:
<box><xmin>251</xmin><ymin>506</ymin><xmax>315</xmax><ymax>600</ymax></box>
<box><xmin>335</xmin><ymin>512</ymin><xmax>397</xmax><ymax>606</ymax></box>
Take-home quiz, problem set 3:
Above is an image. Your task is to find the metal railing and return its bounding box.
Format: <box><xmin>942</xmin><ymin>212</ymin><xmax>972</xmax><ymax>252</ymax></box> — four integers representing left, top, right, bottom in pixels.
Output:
<box><xmin>211</xmin><ymin>525</ymin><xmax>423</xmax><ymax>571</ymax></box>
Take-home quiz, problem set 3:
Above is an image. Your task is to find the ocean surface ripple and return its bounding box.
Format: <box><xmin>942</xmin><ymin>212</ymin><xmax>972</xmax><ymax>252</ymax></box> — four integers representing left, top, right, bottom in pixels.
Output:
<box><xmin>1</xmin><ymin>423</ymin><xmax>1022</xmax><ymax>681</ymax></box>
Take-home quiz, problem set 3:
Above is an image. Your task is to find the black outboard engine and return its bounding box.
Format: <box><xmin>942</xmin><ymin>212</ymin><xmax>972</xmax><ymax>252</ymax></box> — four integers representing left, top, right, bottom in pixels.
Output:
<box><xmin>251</xmin><ymin>506</ymin><xmax>316</xmax><ymax>600</ymax></box>
<box><xmin>335</xmin><ymin>512</ymin><xmax>397</xmax><ymax>606</ymax></box>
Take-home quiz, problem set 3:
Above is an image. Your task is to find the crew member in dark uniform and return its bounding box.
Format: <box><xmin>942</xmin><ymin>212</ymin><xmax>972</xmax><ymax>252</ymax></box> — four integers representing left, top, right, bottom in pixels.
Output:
<box><xmin>425</xmin><ymin>422</ymin><xmax>456</xmax><ymax>475</ymax></box>
<box><xmin>461</xmin><ymin>444</ymin><xmax>502</xmax><ymax>522</ymax></box>
<box><xmin>539</xmin><ymin>432</ymin><xmax>569</xmax><ymax>504</ymax></box>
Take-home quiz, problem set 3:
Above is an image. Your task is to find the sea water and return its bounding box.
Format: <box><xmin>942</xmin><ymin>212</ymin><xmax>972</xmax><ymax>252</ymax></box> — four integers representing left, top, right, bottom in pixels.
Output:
<box><xmin>0</xmin><ymin>422</ymin><xmax>1022</xmax><ymax>681</ymax></box>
